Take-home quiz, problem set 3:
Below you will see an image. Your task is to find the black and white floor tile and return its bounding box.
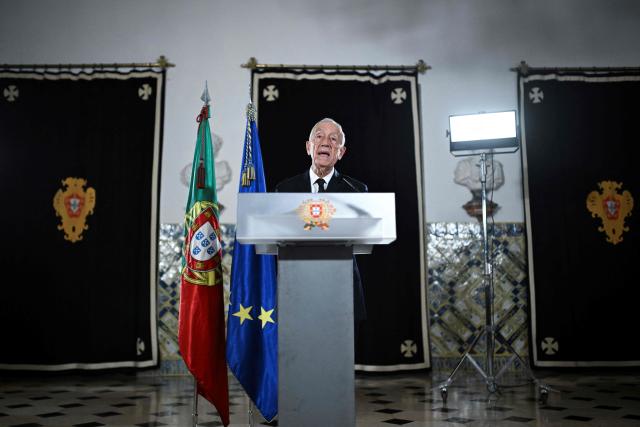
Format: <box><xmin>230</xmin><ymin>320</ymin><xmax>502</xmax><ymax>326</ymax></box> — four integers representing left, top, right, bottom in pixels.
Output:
<box><xmin>1</xmin><ymin>369</ymin><xmax>639</xmax><ymax>426</ymax></box>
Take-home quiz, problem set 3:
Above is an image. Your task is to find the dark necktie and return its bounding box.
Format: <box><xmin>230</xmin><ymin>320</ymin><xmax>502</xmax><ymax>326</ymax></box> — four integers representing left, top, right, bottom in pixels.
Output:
<box><xmin>315</xmin><ymin>178</ymin><xmax>326</xmax><ymax>193</ymax></box>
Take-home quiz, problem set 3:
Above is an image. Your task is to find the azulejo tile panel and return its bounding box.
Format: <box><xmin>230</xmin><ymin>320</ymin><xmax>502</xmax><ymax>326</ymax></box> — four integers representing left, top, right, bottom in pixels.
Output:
<box><xmin>155</xmin><ymin>222</ymin><xmax>529</xmax><ymax>375</ymax></box>
<box><xmin>427</xmin><ymin>223</ymin><xmax>530</xmax><ymax>371</ymax></box>
<box><xmin>154</xmin><ymin>223</ymin><xmax>236</xmax><ymax>375</ymax></box>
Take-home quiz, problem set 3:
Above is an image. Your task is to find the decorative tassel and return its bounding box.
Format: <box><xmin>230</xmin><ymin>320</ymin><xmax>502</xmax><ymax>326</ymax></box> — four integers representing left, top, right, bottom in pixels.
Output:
<box><xmin>197</xmin><ymin>161</ymin><xmax>206</xmax><ymax>189</ymax></box>
<box><xmin>195</xmin><ymin>104</ymin><xmax>209</xmax><ymax>189</ymax></box>
<box><xmin>241</xmin><ymin>164</ymin><xmax>255</xmax><ymax>187</ymax></box>
<box><xmin>241</xmin><ymin>103</ymin><xmax>258</xmax><ymax>188</ymax></box>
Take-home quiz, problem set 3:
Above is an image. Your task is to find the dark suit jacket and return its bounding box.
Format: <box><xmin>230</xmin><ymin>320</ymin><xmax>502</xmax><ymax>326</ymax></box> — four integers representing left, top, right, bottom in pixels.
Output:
<box><xmin>275</xmin><ymin>169</ymin><xmax>368</xmax><ymax>193</ymax></box>
<box><xmin>275</xmin><ymin>169</ymin><xmax>368</xmax><ymax>321</ymax></box>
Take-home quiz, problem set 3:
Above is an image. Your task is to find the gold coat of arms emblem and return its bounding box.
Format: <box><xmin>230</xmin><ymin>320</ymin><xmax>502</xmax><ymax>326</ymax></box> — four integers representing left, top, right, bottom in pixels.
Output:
<box><xmin>297</xmin><ymin>199</ymin><xmax>336</xmax><ymax>230</ymax></box>
<box><xmin>586</xmin><ymin>180</ymin><xmax>633</xmax><ymax>245</ymax></box>
<box><xmin>53</xmin><ymin>177</ymin><xmax>96</xmax><ymax>243</ymax></box>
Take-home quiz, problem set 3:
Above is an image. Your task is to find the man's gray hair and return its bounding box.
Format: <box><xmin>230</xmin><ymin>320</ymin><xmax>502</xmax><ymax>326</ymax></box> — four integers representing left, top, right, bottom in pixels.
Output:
<box><xmin>308</xmin><ymin>118</ymin><xmax>346</xmax><ymax>146</ymax></box>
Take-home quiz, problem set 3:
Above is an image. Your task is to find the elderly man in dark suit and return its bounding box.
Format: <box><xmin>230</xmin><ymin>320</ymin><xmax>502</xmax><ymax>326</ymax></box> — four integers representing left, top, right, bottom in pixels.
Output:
<box><xmin>275</xmin><ymin>118</ymin><xmax>368</xmax><ymax>321</ymax></box>
<box><xmin>275</xmin><ymin>118</ymin><xmax>367</xmax><ymax>193</ymax></box>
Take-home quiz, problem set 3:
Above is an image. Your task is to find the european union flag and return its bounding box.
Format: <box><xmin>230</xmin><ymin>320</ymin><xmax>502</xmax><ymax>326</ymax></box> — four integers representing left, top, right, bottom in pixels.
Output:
<box><xmin>227</xmin><ymin>103</ymin><xmax>278</xmax><ymax>421</ymax></box>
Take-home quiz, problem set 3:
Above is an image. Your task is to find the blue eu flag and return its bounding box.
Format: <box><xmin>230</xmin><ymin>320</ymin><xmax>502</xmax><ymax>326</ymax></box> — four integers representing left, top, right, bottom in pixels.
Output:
<box><xmin>227</xmin><ymin>103</ymin><xmax>278</xmax><ymax>421</ymax></box>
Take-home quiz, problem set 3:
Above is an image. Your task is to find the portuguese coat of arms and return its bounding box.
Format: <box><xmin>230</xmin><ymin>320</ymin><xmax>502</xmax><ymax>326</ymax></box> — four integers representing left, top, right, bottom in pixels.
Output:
<box><xmin>586</xmin><ymin>180</ymin><xmax>633</xmax><ymax>245</ymax></box>
<box><xmin>297</xmin><ymin>199</ymin><xmax>336</xmax><ymax>230</ymax></box>
<box><xmin>53</xmin><ymin>177</ymin><xmax>96</xmax><ymax>243</ymax></box>
<box><xmin>182</xmin><ymin>201</ymin><xmax>223</xmax><ymax>286</ymax></box>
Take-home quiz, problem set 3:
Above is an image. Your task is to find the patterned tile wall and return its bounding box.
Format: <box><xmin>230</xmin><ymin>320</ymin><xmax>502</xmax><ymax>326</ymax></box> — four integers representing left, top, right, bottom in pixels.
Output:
<box><xmin>427</xmin><ymin>223</ymin><xmax>530</xmax><ymax>372</ymax></box>
<box><xmin>152</xmin><ymin>223</ymin><xmax>236</xmax><ymax>376</ymax></box>
<box><xmin>153</xmin><ymin>222</ymin><xmax>530</xmax><ymax>375</ymax></box>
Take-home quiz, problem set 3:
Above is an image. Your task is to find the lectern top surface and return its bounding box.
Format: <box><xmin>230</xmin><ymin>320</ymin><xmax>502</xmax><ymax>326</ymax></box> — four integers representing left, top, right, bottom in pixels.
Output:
<box><xmin>236</xmin><ymin>192</ymin><xmax>396</xmax><ymax>245</ymax></box>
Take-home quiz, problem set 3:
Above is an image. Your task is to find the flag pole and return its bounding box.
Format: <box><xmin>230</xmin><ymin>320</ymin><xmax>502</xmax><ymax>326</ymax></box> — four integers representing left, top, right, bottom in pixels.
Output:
<box><xmin>179</xmin><ymin>82</ymin><xmax>231</xmax><ymax>427</ymax></box>
<box><xmin>192</xmin><ymin>376</ymin><xmax>199</xmax><ymax>427</ymax></box>
<box><xmin>248</xmin><ymin>399</ymin><xmax>255</xmax><ymax>427</ymax></box>
<box><xmin>226</xmin><ymin>98</ymin><xmax>278</xmax><ymax>423</ymax></box>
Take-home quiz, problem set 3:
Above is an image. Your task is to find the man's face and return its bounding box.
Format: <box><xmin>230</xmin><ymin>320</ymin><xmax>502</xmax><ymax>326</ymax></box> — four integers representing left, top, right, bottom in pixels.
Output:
<box><xmin>306</xmin><ymin>121</ymin><xmax>346</xmax><ymax>170</ymax></box>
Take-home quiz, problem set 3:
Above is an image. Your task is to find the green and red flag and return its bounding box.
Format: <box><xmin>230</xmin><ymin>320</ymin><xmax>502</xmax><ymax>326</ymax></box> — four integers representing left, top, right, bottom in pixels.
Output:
<box><xmin>178</xmin><ymin>85</ymin><xmax>230</xmax><ymax>426</ymax></box>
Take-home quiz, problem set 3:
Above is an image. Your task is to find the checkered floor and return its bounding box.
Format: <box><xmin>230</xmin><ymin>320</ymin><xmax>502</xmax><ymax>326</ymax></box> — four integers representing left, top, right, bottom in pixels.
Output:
<box><xmin>1</xmin><ymin>369</ymin><xmax>639</xmax><ymax>426</ymax></box>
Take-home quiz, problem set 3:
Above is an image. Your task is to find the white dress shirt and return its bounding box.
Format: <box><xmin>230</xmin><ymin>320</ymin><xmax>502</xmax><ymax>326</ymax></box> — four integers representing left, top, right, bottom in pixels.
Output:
<box><xmin>309</xmin><ymin>168</ymin><xmax>335</xmax><ymax>193</ymax></box>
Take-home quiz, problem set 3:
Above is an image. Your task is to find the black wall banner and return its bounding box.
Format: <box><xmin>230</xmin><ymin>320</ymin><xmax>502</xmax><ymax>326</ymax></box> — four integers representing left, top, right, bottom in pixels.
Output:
<box><xmin>0</xmin><ymin>70</ymin><xmax>164</xmax><ymax>370</ymax></box>
<box><xmin>253</xmin><ymin>69</ymin><xmax>429</xmax><ymax>370</ymax></box>
<box><xmin>520</xmin><ymin>72</ymin><xmax>639</xmax><ymax>367</ymax></box>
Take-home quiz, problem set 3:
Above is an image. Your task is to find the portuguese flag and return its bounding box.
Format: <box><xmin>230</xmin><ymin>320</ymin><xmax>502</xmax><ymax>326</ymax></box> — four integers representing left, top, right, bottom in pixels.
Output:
<box><xmin>178</xmin><ymin>91</ymin><xmax>230</xmax><ymax>426</ymax></box>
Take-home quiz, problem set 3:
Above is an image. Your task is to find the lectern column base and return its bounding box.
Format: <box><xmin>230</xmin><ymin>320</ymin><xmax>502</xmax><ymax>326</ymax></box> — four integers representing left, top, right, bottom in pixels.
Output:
<box><xmin>277</xmin><ymin>245</ymin><xmax>355</xmax><ymax>427</ymax></box>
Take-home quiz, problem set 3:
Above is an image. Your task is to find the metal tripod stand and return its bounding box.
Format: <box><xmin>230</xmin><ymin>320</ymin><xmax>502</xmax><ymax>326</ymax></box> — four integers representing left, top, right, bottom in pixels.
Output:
<box><xmin>437</xmin><ymin>153</ymin><xmax>551</xmax><ymax>404</ymax></box>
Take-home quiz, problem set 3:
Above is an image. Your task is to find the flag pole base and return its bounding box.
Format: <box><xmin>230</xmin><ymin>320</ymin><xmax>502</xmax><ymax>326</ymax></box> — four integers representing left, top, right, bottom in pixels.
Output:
<box><xmin>192</xmin><ymin>376</ymin><xmax>199</xmax><ymax>427</ymax></box>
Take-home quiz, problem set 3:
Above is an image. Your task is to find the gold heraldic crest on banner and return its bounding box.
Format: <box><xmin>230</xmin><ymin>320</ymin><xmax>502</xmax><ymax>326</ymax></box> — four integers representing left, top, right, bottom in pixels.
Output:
<box><xmin>53</xmin><ymin>177</ymin><xmax>96</xmax><ymax>243</ymax></box>
<box><xmin>586</xmin><ymin>180</ymin><xmax>633</xmax><ymax>245</ymax></box>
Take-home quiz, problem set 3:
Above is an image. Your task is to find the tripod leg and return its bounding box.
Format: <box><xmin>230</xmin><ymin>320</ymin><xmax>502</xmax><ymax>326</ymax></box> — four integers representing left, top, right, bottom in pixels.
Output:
<box><xmin>494</xmin><ymin>353</ymin><xmax>517</xmax><ymax>381</ymax></box>
<box><xmin>465</xmin><ymin>351</ymin><xmax>491</xmax><ymax>381</ymax></box>
<box><xmin>494</xmin><ymin>331</ymin><xmax>556</xmax><ymax>402</ymax></box>
<box><xmin>436</xmin><ymin>327</ymin><xmax>488</xmax><ymax>404</ymax></box>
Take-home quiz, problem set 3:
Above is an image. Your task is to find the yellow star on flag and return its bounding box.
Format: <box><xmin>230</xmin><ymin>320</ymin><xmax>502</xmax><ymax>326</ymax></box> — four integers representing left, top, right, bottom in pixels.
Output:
<box><xmin>258</xmin><ymin>307</ymin><xmax>275</xmax><ymax>328</ymax></box>
<box><xmin>232</xmin><ymin>304</ymin><xmax>253</xmax><ymax>325</ymax></box>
